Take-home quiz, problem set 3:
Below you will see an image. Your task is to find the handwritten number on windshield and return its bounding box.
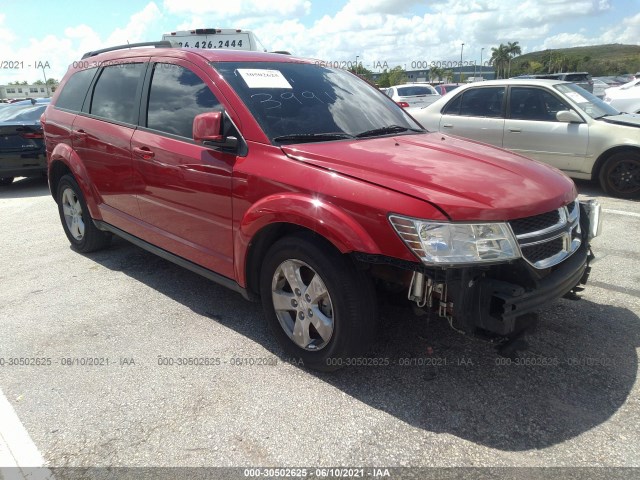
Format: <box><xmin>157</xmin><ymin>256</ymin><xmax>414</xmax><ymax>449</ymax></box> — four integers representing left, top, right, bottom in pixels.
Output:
<box><xmin>251</xmin><ymin>91</ymin><xmax>330</xmax><ymax>109</ymax></box>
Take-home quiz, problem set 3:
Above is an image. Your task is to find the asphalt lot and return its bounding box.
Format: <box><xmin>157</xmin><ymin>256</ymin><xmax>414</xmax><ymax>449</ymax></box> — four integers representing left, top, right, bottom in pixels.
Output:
<box><xmin>0</xmin><ymin>176</ymin><xmax>639</xmax><ymax>477</ymax></box>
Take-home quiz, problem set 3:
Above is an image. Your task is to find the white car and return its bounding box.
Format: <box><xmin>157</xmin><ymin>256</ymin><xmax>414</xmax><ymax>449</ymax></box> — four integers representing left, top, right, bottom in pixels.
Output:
<box><xmin>592</xmin><ymin>78</ymin><xmax>608</xmax><ymax>99</ymax></box>
<box><xmin>386</xmin><ymin>83</ymin><xmax>440</xmax><ymax>108</ymax></box>
<box><xmin>603</xmin><ymin>78</ymin><xmax>640</xmax><ymax>113</ymax></box>
<box><xmin>408</xmin><ymin>78</ymin><xmax>640</xmax><ymax>198</ymax></box>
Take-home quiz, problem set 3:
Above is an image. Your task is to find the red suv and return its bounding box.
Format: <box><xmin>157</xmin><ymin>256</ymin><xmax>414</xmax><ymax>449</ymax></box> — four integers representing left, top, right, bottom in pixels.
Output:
<box><xmin>42</xmin><ymin>42</ymin><xmax>601</xmax><ymax>370</ymax></box>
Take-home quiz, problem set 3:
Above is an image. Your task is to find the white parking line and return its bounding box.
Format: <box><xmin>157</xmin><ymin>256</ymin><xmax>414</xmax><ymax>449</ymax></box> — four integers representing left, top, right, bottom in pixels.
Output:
<box><xmin>0</xmin><ymin>388</ymin><xmax>55</xmax><ymax>479</ymax></box>
<box><xmin>603</xmin><ymin>208</ymin><xmax>640</xmax><ymax>218</ymax></box>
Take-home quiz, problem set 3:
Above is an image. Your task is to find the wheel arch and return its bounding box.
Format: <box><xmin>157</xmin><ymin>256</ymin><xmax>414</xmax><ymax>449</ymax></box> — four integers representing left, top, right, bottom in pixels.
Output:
<box><xmin>591</xmin><ymin>145</ymin><xmax>640</xmax><ymax>182</ymax></box>
<box><xmin>48</xmin><ymin>143</ymin><xmax>102</xmax><ymax>220</ymax></box>
<box><xmin>236</xmin><ymin>194</ymin><xmax>382</xmax><ymax>297</ymax></box>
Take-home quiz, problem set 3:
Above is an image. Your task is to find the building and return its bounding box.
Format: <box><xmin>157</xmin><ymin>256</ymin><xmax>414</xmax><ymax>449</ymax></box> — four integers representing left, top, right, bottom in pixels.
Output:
<box><xmin>0</xmin><ymin>83</ymin><xmax>54</xmax><ymax>101</ymax></box>
<box><xmin>371</xmin><ymin>65</ymin><xmax>496</xmax><ymax>84</ymax></box>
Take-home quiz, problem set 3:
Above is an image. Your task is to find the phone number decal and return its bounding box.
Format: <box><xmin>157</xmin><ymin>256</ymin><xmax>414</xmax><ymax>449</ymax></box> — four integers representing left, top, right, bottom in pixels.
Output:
<box><xmin>176</xmin><ymin>40</ymin><xmax>243</xmax><ymax>49</ymax></box>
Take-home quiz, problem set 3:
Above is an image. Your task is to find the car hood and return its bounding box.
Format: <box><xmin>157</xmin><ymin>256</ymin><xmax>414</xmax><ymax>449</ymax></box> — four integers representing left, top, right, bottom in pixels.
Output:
<box><xmin>281</xmin><ymin>133</ymin><xmax>576</xmax><ymax>221</ymax></box>
<box><xmin>601</xmin><ymin>113</ymin><xmax>640</xmax><ymax>127</ymax></box>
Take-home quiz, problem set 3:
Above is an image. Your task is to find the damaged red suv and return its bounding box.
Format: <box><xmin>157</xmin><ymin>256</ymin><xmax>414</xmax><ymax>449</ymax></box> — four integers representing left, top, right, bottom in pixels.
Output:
<box><xmin>41</xmin><ymin>42</ymin><xmax>601</xmax><ymax>370</ymax></box>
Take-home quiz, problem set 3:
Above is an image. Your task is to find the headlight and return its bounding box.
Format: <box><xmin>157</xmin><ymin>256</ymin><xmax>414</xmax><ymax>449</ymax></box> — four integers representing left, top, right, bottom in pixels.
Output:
<box><xmin>389</xmin><ymin>215</ymin><xmax>520</xmax><ymax>265</ymax></box>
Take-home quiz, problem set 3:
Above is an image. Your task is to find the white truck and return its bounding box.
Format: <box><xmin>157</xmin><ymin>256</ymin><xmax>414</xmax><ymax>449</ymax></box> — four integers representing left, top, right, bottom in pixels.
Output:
<box><xmin>161</xmin><ymin>28</ymin><xmax>264</xmax><ymax>51</ymax></box>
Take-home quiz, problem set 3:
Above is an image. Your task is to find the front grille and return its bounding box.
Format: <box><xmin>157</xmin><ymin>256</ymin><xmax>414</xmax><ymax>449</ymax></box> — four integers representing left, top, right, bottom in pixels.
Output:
<box><xmin>510</xmin><ymin>210</ymin><xmax>561</xmax><ymax>236</ymax></box>
<box><xmin>520</xmin><ymin>237</ymin><xmax>564</xmax><ymax>264</ymax></box>
<box><xmin>509</xmin><ymin>201</ymin><xmax>581</xmax><ymax>269</ymax></box>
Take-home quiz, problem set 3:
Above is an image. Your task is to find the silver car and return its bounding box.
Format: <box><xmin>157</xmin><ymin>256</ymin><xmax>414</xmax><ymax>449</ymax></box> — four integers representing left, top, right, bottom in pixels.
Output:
<box><xmin>409</xmin><ymin>79</ymin><xmax>640</xmax><ymax>198</ymax></box>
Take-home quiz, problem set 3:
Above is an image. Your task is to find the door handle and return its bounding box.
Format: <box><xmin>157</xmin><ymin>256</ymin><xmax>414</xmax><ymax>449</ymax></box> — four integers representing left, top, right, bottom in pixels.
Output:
<box><xmin>508</xmin><ymin>128</ymin><xmax>522</xmax><ymax>133</ymax></box>
<box><xmin>72</xmin><ymin>129</ymin><xmax>87</xmax><ymax>138</ymax></box>
<box><xmin>442</xmin><ymin>123</ymin><xmax>453</xmax><ymax>128</ymax></box>
<box><xmin>133</xmin><ymin>146</ymin><xmax>155</xmax><ymax>160</ymax></box>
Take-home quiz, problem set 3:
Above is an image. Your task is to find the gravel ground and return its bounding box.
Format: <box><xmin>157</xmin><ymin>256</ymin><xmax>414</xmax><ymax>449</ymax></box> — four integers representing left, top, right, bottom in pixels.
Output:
<box><xmin>0</xmin><ymin>177</ymin><xmax>638</xmax><ymax>479</ymax></box>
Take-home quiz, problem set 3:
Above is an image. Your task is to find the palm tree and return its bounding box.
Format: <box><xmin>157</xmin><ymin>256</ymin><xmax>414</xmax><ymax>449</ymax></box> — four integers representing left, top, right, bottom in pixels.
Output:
<box><xmin>429</xmin><ymin>66</ymin><xmax>445</xmax><ymax>82</ymax></box>
<box><xmin>506</xmin><ymin>41</ymin><xmax>522</xmax><ymax>77</ymax></box>
<box><xmin>490</xmin><ymin>44</ymin><xmax>509</xmax><ymax>79</ymax></box>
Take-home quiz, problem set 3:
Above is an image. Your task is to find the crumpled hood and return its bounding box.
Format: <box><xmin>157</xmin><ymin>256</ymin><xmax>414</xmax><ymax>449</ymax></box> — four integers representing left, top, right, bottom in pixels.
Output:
<box><xmin>601</xmin><ymin>113</ymin><xmax>640</xmax><ymax>128</ymax></box>
<box><xmin>281</xmin><ymin>133</ymin><xmax>576</xmax><ymax>221</ymax></box>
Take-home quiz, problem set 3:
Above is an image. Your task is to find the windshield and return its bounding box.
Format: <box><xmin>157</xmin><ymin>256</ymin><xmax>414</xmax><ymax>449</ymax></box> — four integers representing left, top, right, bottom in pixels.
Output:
<box><xmin>554</xmin><ymin>83</ymin><xmax>619</xmax><ymax>119</ymax></box>
<box><xmin>0</xmin><ymin>104</ymin><xmax>47</xmax><ymax>122</ymax></box>
<box><xmin>213</xmin><ymin>61</ymin><xmax>422</xmax><ymax>143</ymax></box>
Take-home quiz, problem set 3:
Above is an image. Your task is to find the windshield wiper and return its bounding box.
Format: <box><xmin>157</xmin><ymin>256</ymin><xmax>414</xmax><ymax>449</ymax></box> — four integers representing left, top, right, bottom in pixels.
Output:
<box><xmin>273</xmin><ymin>132</ymin><xmax>354</xmax><ymax>143</ymax></box>
<box><xmin>355</xmin><ymin>125</ymin><xmax>424</xmax><ymax>138</ymax></box>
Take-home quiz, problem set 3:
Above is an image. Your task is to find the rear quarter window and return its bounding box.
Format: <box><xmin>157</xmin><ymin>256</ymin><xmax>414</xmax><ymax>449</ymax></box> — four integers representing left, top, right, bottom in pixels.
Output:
<box><xmin>55</xmin><ymin>68</ymin><xmax>98</xmax><ymax>112</ymax></box>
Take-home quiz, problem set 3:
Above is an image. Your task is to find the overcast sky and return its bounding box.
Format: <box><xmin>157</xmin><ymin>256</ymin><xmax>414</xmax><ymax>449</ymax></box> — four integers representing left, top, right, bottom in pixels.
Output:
<box><xmin>0</xmin><ymin>0</ymin><xmax>638</xmax><ymax>83</ymax></box>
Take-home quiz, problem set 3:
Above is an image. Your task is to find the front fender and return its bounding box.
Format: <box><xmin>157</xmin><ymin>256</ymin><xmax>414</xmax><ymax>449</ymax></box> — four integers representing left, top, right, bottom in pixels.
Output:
<box><xmin>234</xmin><ymin>193</ymin><xmax>382</xmax><ymax>286</ymax></box>
<box><xmin>50</xmin><ymin>143</ymin><xmax>102</xmax><ymax>220</ymax></box>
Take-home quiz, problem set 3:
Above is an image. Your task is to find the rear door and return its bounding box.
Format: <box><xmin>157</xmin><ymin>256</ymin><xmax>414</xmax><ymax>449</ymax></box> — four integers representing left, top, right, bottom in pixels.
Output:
<box><xmin>130</xmin><ymin>59</ymin><xmax>237</xmax><ymax>278</ymax></box>
<box><xmin>72</xmin><ymin>61</ymin><xmax>147</xmax><ymax>219</ymax></box>
<box><xmin>438</xmin><ymin>86</ymin><xmax>506</xmax><ymax>146</ymax></box>
<box><xmin>503</xmin><ymin>86</ymin><xmax>588</xmax><ymax>172</ymax></box>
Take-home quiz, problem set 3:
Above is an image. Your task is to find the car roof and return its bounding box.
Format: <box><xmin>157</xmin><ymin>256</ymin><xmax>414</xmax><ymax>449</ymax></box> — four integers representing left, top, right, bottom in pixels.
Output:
<box><xmin>454</xmin><ymin>78</ymin><xmax>570</xmax><ymax>88</ymax></box>
<box><xmin>79</xmin><ymin>46</ymin><xmax>314</xmax><ymax>65</ymax></box>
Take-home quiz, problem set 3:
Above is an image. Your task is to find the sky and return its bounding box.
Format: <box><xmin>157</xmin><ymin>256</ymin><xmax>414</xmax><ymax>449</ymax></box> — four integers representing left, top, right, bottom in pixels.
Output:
<box><xmin>0</xmin><ymin>0</ymin><xmax>639</xmax><ymax>84</ymax></box>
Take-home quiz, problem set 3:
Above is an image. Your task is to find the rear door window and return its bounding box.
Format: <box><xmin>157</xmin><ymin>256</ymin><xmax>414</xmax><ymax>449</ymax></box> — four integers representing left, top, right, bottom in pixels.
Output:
<box><xmin>90</xmin><ymin>63</ymin><xmax>146</xmax><ymax>125</ymax></box>
<box><xmin>443</xmin><ymin>87</ymin><xmax>504</xmax><ymax>117</ymax></box>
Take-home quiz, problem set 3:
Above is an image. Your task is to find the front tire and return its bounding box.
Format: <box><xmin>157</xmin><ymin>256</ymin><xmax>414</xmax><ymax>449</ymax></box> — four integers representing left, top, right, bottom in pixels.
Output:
<box><xmin>598</xmin><ymin>152</ymin><xmax>640</xmax><ymax>199</ymax></box>
<box><xmin>56</xmin><ymin>175</ymin><xmax>111</xmax><ymax>253</ymax></box>
<box><xmin>260</xmin><ymin>234</ymin><xmax>377</xmax><ymax>371</ymax></box>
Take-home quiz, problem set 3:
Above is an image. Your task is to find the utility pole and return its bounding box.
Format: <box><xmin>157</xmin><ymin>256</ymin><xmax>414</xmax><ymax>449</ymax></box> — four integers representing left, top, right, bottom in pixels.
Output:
<box><xmin>460</xmin><ymin>43</ymin><xmax>464</xmax><ymax>82</ymax></box>
<box><xmin>41</xmin><ymin>65</ymin><xmax>50</xmax><ymax>97</ymax></box>
<box><xmin>480</xmin><ymin>47</ymin><xmax>484</xmax><ymax>79</ymax></box>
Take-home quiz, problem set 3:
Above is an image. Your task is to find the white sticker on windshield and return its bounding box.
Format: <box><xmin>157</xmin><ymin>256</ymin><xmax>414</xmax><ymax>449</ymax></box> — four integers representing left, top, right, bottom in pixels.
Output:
<box><xmin>237</xmin><ymin>69</ymin><xmax>292</xmax><ymax>89</ymax></box>
<box><xmin>565</xmin><ymin>91</ymin><xmax>587</xmax><ymax>103</ymax></box>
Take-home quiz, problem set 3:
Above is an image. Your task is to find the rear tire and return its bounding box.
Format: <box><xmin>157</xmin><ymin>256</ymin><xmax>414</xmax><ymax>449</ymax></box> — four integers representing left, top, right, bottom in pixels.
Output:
<box><xmin>598</xmin><ymin>152</ymin><xmax>640</xmax><ymax>199</ymax></box>
<box><xmin>260</xmin><ymin>233</ymin><xmax>377</xmax><ymax>371</ymax></box>
<box><xmin>56</xmin><ymin>175</ymin><xmax>112</xmax><ymax>253</ymax></box>
<box><xmin>0</xmin><ymin>177</ymin><xmax>14</xmax><ymax>186</ymax></box>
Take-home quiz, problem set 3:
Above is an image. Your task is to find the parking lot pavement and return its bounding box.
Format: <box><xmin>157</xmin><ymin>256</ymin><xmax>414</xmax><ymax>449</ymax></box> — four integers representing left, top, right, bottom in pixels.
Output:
<box><xmin>0</xmin><ymin>177</ymin><xmax>639</xmax><ymax>474</ymax></box>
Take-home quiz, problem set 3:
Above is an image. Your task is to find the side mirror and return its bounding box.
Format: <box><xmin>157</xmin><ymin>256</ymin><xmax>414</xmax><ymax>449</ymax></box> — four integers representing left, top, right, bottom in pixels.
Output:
<box><xmin>193</xmin><ymin>111</ymin><xmax>238</xmax><ymax>150</ymax></box>
<box><xmin>556</xmin><ymin>110</ymin><xmax>583</xmax><ymax>123</ymax></box>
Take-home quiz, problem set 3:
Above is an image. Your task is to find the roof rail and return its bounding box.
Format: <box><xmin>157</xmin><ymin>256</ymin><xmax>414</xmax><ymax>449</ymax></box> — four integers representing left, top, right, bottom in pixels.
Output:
<box><xmin>81</xmin><ymin>41</ymin><xmax>173</xmax><ymax>59</ymax></box>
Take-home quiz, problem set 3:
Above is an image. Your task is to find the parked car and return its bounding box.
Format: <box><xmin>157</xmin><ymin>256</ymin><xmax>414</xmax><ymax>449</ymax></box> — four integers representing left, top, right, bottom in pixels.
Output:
<box><xmin>10</xmin><ymin>98</ymin><xmax>51</xmax><ymax>106</ymax></box>
<box><xmin>592</xmin><ymin>78</ymin><xmax>608</xmax><ymax>99</ymax></box>
<box><xmin>603</xmin><ymin>78</ymin><xmax>640</xmax><ymax>113</ymax></box>
<box><xmin>512</xmin><ymin>72</ymin><xmax>593</xmax><ymax>93</ymax></box>
<box><xmin>594</xmin><ymin>76</ymin><xmax>625</xmax><ymax>88</ymax></box>
<box><xmin>41</xmin><ymin>44</ymin><xmax>600</xmax><ymax>370</ymax></box>
<box><xmin>433</xmin><ymin>83</ymin><xmax>461</xmax><ymax>95</ymax></box>
<box><xmin>0</xmin><ymin>103</ymin><xmax>48</xmax><ymax>186</ymax></box>
<box><xmin>555</xmin><ymin>72</ymin><xmax>594</xmax><ymax>93</ymax></box>
<box><xmin>385</xmin><ymin>83</ymin><xmax>440</xmax><ymax>108</ymax></box>
<box><xmin>409</xmin><ymin>78</ymin><xmax>639</xmax><ymax>198</ymax></box>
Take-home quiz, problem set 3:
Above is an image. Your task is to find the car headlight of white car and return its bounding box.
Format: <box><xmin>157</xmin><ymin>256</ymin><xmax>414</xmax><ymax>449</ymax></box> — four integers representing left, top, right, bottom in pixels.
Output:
<box><xmin>389</xmin><ymin>215</ymin><xmax>520</xmax><ymax>265</ymax></box>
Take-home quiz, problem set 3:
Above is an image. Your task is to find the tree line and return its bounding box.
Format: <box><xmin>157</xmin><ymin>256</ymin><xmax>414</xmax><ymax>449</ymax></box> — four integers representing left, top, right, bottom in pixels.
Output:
<box><xmin>5</xmin><ymin>79</ymin><xmax>59</xmax><ymax>86</ymax></box>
